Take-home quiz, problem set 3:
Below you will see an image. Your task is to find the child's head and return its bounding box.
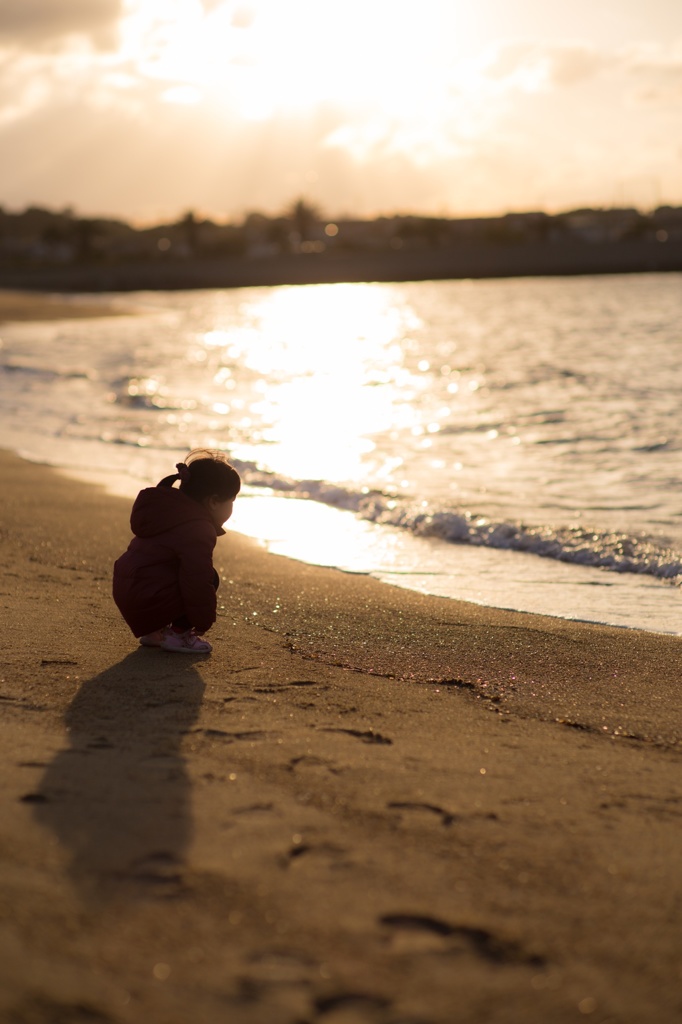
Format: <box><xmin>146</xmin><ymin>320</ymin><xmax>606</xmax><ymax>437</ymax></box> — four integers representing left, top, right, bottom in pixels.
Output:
<box><xmin>161</xmin><ymin>449</ymin><xmax>241</xmax><ymax>528</ymax></box>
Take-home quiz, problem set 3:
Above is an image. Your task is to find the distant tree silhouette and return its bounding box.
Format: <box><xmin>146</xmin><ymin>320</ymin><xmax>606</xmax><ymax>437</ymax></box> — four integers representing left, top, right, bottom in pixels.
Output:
<box><xmin>287</xmin><ymin>198</ymin><xmax>320</xmax><ymax>242</ymax></box>
<box><xmin>395</xmin><ymin>216</ymin><xmax>449</xmax><ymax>247</ymax></box>
<box><xmin>2</xmin><ymin>200</ymin><xmax>682</xmax><ymax>276</ymax></box>
<box><xmin>74</xmin><ymin>218</ymin><xmax>99</xmax><ymax>261</ymax></box>
<box><xmin>267</xmin><ymin>217</ymin><xmax>292</xmax><ymax>251</ymax></box>
<box><xmin>179</xmin><ymin>211</ymin><xmax>198</xmax><ymax>253</ymax></box>
<box><xmin>41</xmin><ymin>222</ymin><xmax>70</xmax><ymax>246</ymax></box>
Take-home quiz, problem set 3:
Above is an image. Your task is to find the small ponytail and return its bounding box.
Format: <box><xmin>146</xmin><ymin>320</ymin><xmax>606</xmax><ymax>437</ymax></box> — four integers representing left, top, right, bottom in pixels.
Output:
<box><xmin>157</xmin><ymin>449</ymin><xmax>241</xmax><ymax>500</ymax></box>
<box><xmin>158</xmin><ymin>463</ymin><xmax>190</xmax><ymax>488</ymax></box>
<box><xmin>158</xmin><ymin>471</ymin><xmax>181</xmax><ymax>488</ymax></box>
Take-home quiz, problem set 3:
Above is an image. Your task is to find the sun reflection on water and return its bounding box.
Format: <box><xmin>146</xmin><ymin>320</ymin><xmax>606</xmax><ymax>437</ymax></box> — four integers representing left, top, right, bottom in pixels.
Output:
<box><xmin>205</xmin><ymin>283</ymin><xmax>422</xmax><ymax>481</ymax></box>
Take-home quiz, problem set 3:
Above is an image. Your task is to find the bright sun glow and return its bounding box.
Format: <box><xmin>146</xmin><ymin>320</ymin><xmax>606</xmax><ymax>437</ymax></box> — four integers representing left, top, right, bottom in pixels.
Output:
<box><xmin>122</xmin><ymin>0</ymin><xmax>473</xmax><ymax>126</ymax></box>
<box><xmin>204</xmin><ymin>284</ymin><xmax>422</xmax><ymax>481</ymax></box>
<box><xmin>3</xmin><ymin>0</ymin><xmax>681</xmax><ymax>219</ymax></box>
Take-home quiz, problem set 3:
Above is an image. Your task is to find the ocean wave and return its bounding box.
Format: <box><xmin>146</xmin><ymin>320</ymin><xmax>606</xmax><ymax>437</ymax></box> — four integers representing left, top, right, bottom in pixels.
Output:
<box><xmin>0</xmin><ymin>360</ymin><xmax>94</xmax><ymax>381</ymax></box>
<box><xmin>232</xmin><ymin>460</ymin><xmax>682</xmax><ymax>584</ymax></box>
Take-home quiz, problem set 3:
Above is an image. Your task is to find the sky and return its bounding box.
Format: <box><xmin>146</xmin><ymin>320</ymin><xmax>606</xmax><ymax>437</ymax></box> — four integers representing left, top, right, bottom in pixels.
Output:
<box><xmin>0</xmin><ymin>0</ymin><xmax>681</xmax><ymax>223</ymax></box>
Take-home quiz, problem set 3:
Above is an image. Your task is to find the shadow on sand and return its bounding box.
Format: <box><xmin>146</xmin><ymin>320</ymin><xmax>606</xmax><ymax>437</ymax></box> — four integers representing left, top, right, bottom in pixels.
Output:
<box><xmin>33</xmin><ymin>649</ymin><xmax>205</xmax><ymax>900</ymax></box>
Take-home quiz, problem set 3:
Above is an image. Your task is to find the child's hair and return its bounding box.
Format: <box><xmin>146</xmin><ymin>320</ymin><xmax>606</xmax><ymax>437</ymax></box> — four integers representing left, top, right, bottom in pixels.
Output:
<box><xmin>159</xmin><ymin>449</ymin><xmax>241</xmax><ymax>502</ymax></box>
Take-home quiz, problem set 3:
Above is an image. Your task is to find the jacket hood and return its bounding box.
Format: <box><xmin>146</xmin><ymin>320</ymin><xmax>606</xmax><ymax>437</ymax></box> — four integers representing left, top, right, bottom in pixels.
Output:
<box><xmin>130</xmin><ymin>485</ymin><xmax>221</xmax><ymax>538</ymax></box>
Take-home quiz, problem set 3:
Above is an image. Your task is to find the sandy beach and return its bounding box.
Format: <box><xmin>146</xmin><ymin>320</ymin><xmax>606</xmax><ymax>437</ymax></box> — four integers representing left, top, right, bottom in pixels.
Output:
<box><xmin>0</xmin><ymin>290</ymin><xmax>134</xmax><ymax>324</ymax></box>
<box><xmin>0</xmin><ymin>442</ymin><xmax>680</xmax><ymax>1024</ymax></box>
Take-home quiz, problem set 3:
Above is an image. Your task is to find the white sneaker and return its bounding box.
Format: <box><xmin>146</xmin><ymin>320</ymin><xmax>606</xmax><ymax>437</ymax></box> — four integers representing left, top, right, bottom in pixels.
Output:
<box><xmin>160</xmin><ymin>628</ymin><xmax>212</xmax><ymax>654</ymax></box>
<box><xmin>139</xmin><ymin>629</ymin><xmax>165</xmax><ymax>647</ymax></box>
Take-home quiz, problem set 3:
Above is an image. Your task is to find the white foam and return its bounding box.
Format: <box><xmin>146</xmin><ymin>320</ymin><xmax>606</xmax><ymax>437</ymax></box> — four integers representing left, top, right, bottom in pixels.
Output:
<box><xmin>229</xmin><ymin>493</ymin><xmax>682</xmax><ymax>635</ymax></box>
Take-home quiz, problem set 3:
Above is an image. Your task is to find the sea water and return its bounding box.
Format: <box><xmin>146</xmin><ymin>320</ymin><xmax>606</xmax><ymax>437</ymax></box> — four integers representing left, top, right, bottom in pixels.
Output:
<box><xmin>1</xmin><ymin>273</ymin><xmax>681</xmax><ymax>634</ymax></box>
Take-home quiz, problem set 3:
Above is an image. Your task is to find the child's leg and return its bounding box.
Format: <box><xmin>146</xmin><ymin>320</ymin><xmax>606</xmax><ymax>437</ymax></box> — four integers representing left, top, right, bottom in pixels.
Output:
<box><xmin>170</xmin><ymin>574</ymin><xmax>219</xmax><ymax>633</ymax></box>
<box><xmin>170</xmin><ymin>614</ymin><xmax>192</xmax><ymax>633</ymax></box>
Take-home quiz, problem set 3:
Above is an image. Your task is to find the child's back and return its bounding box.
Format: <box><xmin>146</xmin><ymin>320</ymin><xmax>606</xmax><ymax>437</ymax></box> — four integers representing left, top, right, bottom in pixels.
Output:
<box><xmin>113</xmin><ymin>450</ymin><xmax>240</xmax><ymax>653</ymax></box>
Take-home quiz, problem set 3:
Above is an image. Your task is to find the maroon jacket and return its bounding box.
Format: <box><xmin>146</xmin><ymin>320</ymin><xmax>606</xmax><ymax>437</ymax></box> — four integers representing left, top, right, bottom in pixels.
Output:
<box><xmin>113</xmin><ymin>485</ymin><xmax>223</xmax><ymax>637</ymax></box>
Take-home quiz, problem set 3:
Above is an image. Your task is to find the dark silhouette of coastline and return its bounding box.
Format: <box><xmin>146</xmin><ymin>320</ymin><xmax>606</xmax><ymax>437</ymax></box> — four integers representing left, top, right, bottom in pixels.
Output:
<box><xmin>1</xmin><ymin>201</ymin><xmax>681</xmax><ymax>291</ymax></box>
<box><xmin>2</xmin><ymin>238</ymin><xmax>681</xmax><ymax>293</ymax></box>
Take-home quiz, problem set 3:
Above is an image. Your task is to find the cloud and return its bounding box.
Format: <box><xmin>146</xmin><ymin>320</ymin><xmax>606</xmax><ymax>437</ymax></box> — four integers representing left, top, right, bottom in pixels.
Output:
<box><xmin>484</xmin><ymin>41</ymin><xmax>614</xmax><ymax>92</ymax></box>
<box><xmin>546</xmin><ymin>46</ymin><xmax>614</xmax><ymax>87</ymax></box>
<box><xmin>1</xmin><ymin>14</ymin><xmax>681</xmax><ymax>220</ymax></box>
<box><xmin>483</xmin><ymin>36</ymin><xmax>682</xmax><ymax>110</ymax></box>
<box><xmin>199</xmin><ymin>0</ymin><xmax>254</xmax><ymax>25</ymax></box>
<box><xmin>0</xmin><ymin>0</ymin><xmax>123</xmax><ymax>50</ymax></box>
<box><xmin>625</xmin><ymin>51</ymin><xmax>682</xmax><ymax>106</ymax></box>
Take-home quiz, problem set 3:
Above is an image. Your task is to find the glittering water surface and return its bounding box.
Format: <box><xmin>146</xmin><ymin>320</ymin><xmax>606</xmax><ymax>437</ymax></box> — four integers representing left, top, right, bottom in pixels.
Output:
<box><xmin>2</xmin><ymin>274</ymin><xmax>681</xmax><ymax>633</ymax></box>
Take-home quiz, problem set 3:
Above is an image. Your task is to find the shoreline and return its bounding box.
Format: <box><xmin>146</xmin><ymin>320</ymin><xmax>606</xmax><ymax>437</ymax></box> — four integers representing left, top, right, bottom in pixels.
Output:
<box><xmin>1</xmin><ymin>448</ymin><xmax>681</xmax><ymax>1023</ymax></box>
<box><xmin>2</xmin><ymin>238</ymin><xmax>682</xmax><ymax>294</ymax></box>
<box><xmin>228</xmin><ymin>491</ymin><xmax>682</xmax><ymax>639</ymax></box>
<box><xmin>0</xmin><ymin>288</ymin><xmax>135</xmax><ymax>322</ymax></box>
<box><xmin>12</xmin><ymin>447</ymin><xmax>682</xmax><ymax>639</ymax></box>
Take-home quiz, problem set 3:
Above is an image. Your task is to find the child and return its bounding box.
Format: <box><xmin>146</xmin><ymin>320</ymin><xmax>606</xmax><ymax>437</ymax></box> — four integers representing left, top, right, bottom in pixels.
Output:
<box><xmin>113</xmin><ymin>449</ymin><xmax>241</xmax><ymax>654</ymax></box>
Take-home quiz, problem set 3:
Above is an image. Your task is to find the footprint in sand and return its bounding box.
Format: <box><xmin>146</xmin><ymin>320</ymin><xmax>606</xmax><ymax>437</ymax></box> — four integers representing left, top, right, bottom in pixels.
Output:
<box><xmin>287</xmin><ymin>680</ymin><xmax>329</xmax><ymax>690</ymax></box>
<box><xmin>288</xmin><ymin>754</ymin><xmax>343</xmax><ymax>776</ymax></box>
<box><xmin>282</xmin><ymin>842</ymin><xmax>350</xmax><ymax>871</ymax></box>
<box><xmin>232</xmin><ymin>802</ymin><xmax>277</xmax><ymax>819</ymax></box>
<box><xmin>319</xmin><ymin>727</ymin><xmax>392</xmax><ymax>746</ymax></box>
<box><xmin>126</xmin><ymin>851</ymin><xmax>186</xmax><ymax>897</ymax></box>
<box><xmin>387</xmin><ymin>801</ymin><xmax>457</xmax><ymax>827</ymax></box>
<box><xmin>314</xmin><ymin>992</ymin><xmax>391</xmax><ymax>1023</ymax></box>
<box><xmin>380</xmin><ymin>913</ymin><xmax>545</xmax><ymax>964</ymax></box>
<box><xmin>246</xmin><ymin>948</ymin><xmax>318</xmax><ymax>984</ymax></box>
<box><xmin>198</xmin><ymin>728</ymin><xmax>277</xmax><ymax>743</ymax></box>
<box><xmin>388</xmin><ymin>801</ymin><xmax>498</xmax><ymax>828</ymax></box>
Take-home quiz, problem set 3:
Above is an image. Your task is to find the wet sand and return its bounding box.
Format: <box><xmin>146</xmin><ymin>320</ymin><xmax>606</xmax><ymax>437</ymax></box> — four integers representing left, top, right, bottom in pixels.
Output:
<box><xmin>1</xmin><ymin>447</ymin><xmax>681</xmax><ymax>1024</ymax></box>
<box><xmin>0</xmin><ymin>289</ymin><xmax>133</xmax><ymax>322</ymax></box>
